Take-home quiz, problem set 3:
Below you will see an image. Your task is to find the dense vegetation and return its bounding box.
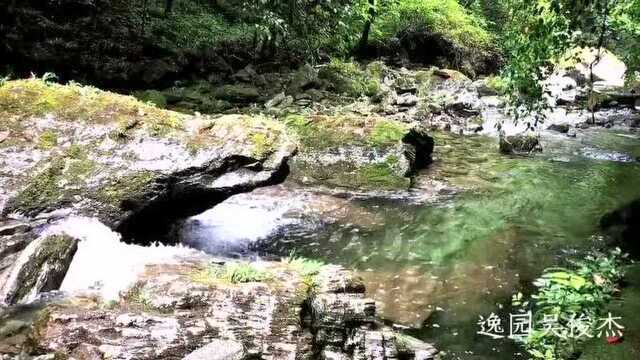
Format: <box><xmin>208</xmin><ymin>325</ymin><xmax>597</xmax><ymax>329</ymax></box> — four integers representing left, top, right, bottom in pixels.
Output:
<box><xmin>2</xmin><ymin>0</ymin><xmax>638</xmax><ymax>110</ymax></box>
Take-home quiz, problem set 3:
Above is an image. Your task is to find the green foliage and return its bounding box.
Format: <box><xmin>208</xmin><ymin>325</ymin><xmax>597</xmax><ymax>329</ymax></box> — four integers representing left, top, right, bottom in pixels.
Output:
<box><xmin>501</xmin><ymin>0</ymin><xmax>574</xmax><ymax>125</ymax></box>
<box><xmin>513</xmin><ymin>248</ymin><xmax>627</xmax><ymax>360</ymax></box>
<box><xmin>500</xmin><ymin>0</ymin><xmax>640</xmax><ymax>122</ymax></box>
<box><xmin>484</xmin><ymin>75</ymin><xmax>509</xmax><ymax>95</ymax></box>
<box><xmin>192</xmin><ymin>262</ymin><xmax>273</xmax><ymax>284</ymax></box>
<box><xmin>221</xmin><ymin>262</ymin><xmax>272</xmax><ymax>283</ymax></box>
<box><xmin>611</xmin><ymin>0</ymin><xmax>640</xmax><ymax>78</ymax></box>
<box><xmin>285</xmin><ymin>252</ymin><xmax>326</xmax><ymax>277</ymax></box>
<box><xmin>372</xmin><ymin>0</ymin><xmax>492</xmax><ymax>50</ymax></box>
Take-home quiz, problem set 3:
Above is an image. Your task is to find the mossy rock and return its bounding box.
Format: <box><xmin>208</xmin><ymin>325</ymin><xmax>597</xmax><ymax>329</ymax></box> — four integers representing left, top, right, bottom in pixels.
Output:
<box><xmin>499</xmin><ymin>133</ymin><xmax>542</xmax><ymax>155</ymax></box>
<box><xmin>0</xmin><ymin>79</ymin><xmax>296</xmax><ymax>233</ymax></box>
<box><xmin>213</xmin><ymin>84</ymin><xmax>260</xmax><ymax>103</ymax></box>
<box><xmin>0</xmin><ymin>234</ymin><xmax>79</xmax><ymax>304</ymax></box>
<box><xmin>284</xmin><ymin>114</ymin><xmax>407</xmax><ymax>152</ymax></box>
<box><xmin>318</xmin><ymin>60</ymin><xmax>380</xmax><ymax>97</ymax></box>
<box><xmin>133</xmin><ymin>90</ymin><xmax>168</xmax><ymax>108</ymax></box>
<box><xmin>0</xmin><ymin>79</ymin><xmax>184</xmax><ymax>137</ymax></box>
<box><xmin>284</xmin><ymin>114</ymin><xmax>431</xmax><ymax>191</ymax></box>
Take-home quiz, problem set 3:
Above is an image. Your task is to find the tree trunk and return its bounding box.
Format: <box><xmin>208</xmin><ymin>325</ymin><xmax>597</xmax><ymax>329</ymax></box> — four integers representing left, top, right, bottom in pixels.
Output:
<box><xmin>165</xmin><ymin>0</ymin><xmax>174</xmax><ymax>15</ymax></box>
<box><xmin>357</xmin><ymin>0</ymin><xmax>376</xmax><ymax>55</ymax></box>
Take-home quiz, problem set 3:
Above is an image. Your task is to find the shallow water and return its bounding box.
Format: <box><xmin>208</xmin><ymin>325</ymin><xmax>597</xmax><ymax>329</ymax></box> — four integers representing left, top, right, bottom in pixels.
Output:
<box><xmin>194</xmin><ymin>127</ymin><xmax>640</xmax><ymax>359</ymax></box>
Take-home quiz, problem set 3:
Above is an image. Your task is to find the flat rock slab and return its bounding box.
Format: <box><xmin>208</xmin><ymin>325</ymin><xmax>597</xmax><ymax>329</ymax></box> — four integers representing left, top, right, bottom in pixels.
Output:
<box><xmin>183</xmin><ymin>339</ymin><xmax>245</xmax><ymax>360</ymax></box>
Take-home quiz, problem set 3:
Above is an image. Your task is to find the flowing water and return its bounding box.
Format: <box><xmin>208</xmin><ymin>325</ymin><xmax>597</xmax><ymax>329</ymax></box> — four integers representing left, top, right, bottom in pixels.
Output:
<box><xmin>4</xmin><ymin>125</ymin><xmax>637</xmax><ymax>358</ymax></box>
<box><xmin>181</xmin><ymin>127</ymin><xmax>640</xmax><ymax>359</ymax></box>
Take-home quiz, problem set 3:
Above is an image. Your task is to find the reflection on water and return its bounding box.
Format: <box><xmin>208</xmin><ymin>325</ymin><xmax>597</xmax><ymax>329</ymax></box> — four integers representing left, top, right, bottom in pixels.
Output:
<box><xmin>260</xmin><ymin>130</ymin><xmax>640</xmax><ymax>359</ymax></box>
<box><xmin>179</xmin><ymin>128</ymin><xmax>640</xmax><ymax>359</ymax></box>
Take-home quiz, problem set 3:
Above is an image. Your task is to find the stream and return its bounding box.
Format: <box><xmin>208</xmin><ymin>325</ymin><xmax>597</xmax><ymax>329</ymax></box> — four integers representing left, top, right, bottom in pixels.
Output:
<box><xmin>178</xmin><ymin>127</ymin><xmax>640</xmax><ymax>359</ymax></box>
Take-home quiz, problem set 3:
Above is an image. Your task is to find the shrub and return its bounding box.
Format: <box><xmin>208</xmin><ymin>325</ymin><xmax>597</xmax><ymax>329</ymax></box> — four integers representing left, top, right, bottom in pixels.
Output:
<box><xmin>285</xmin><ymin>253</ymin><xmax>326</xmax><ymax>277</ymax></box>
<box><xmin>192</xmin><ymin>262</ymin><xmax>272</xmax><ymax>285</ymax></box>
<box><xmin>372</xmin><ymin>0</ymin><xmax>492</xmax><ymax>50</ymax></box>
<box><xmin>512</xmin><ymin>248</ymin><xmax>627</xmax><ymax>360</ymax></box>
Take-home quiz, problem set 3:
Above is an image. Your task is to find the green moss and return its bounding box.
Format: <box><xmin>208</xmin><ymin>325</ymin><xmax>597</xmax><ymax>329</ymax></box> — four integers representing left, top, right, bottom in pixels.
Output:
<box><xmin>283</xmin><ymin>114</ymin><xmax>364</xmax><ymax>150</ymax></box>
<box><xmin>251</xmin><ymin>132</ymin><xmax>273</xmax><ymax>158</ymax></box>
<box><xmin>368</xmin><ymin>120</ymin><xmax>408</xmax><ymax>147</ymax></box>
<box><xmin>94</xmin><ymin>171</ymin><xmax>156</xmax><ymax>208</ymax></box>
<box><xmin>355</xmin><ymin>156</ymin><xmax>409</xmax><ymax>190</ymax></box>
<box><xmin>5</xmin><ymin>144</ymin><xmax>99</xmax><ymax>215</ymax></box>
<box><xmin>13</xmin><ymin>235</ymin><xmax>77</xmax><ymax>302</ymax></box>
<box><xmin>121</xmin><ymin>282</ymin><xmax>157</xmax><ymax>312</ymax></box>
<box><xmin>38</xmin><ymin>130</ymin><xmax>58</xmax><ymax>149</ymax></box>
<box><xmin>8</xmin><ymin>158</ymin><xmax>66</xmax><ymax>215</ymax></box>
<box><xmin>24</xmin><ymin>307</ymin><xmax>52</xmax><ymax>353</ymax></box>
<box><xmin>318</xmin><ymin>59</ymin><xmax>380</xmax><ymax>97</ymax></box>
<box><xmin>133</xmin><ymin>90</ymin><xmax>167</xmax><ymax>108</ymax></box>
<box><xmin>0</xmin><ymin>79</ymin><xmax>184</xmax><ymax>138</ymax></box>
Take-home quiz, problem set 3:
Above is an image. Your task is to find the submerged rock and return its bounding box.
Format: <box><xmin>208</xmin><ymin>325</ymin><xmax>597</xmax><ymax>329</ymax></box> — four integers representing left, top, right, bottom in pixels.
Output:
<box><xmin>601</xmin><ymin>198</ymin><xmax>640</xmax><ymax>258</ymax></box>
<box><xmin>499</xmin><ymin>132</ymin><xmax>543</xmax><ymax>155</ymax></box>
<box><xmin>547</xmin><ymin>123</ymin><xmax>571</xmax><ymax>133</ymax></box>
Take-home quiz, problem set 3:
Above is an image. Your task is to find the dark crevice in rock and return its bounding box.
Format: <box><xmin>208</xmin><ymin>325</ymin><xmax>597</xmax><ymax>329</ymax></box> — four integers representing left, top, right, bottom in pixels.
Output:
<box><xmin>117</xmin><ymin>158</ymin><xmax>290</xmax><ymax>245</ymax></box>
<box><xmin>601</xmin><ymin>198</ymin><xmax>640</xmax><ymax>258</ymax></box>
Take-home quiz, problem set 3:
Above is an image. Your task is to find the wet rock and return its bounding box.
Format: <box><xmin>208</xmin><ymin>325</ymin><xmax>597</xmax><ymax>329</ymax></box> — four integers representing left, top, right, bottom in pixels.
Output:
<box><xmin>548</xmin><ymin>123</ymin><xmax>570</xmax><ymax>133</ymax></box>
<box><xmin>0</xmin><ymin>79</ymin><xmax>296</xmax><ymax>247</ymax></box>
<box><xmin>0</xmin><ymin>234</ymin><xmax>78</xmax><ymax>305</ymax></box>
<box><xmin>315</xmin><ymin>265</ymin><xmax>366</xmax><ymax>294</ymax></box>
<box><xmin>567</xmin><ymin>128</ymin><xmax>577</xmax><ymax>138</ymax></box>
<box><xmin>265</xmin><ymin>92</ymin><xmax>293</xmax><ymax>109</ymax></box>
<box><xmin>499</xmin><ymin>132</ymin><xmax>542</xmax><ymax>155</ymax></box>
<box><xmin>0</xmin><ymin>220</ymin><xmax>31</xmax><ymax>237</ymax></box>
<box><xmin>183</xmin><ymin>339</ymin><xmax>245</xmax><ymax>360</ymax></box>
<box><xmin>601</xmin><ymin>198</ymin><xmax>640</xmax><ymax>258</ymax></box>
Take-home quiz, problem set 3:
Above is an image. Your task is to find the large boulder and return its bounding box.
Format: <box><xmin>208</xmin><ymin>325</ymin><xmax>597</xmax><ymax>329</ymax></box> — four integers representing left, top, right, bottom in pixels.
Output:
<box><xmin>0</xmin><ymin>79</ymin><xmax>296</xmax><ymax>242</ymax></box>
<box><xmin>560</xmin><ymin>48</ymin><xmax>627</xmax><ymax>87</ymax></box>
<box><xmin>284</xmin><ymin>114</ymin><xmax>433</xmax><ymax>193</ymax></box>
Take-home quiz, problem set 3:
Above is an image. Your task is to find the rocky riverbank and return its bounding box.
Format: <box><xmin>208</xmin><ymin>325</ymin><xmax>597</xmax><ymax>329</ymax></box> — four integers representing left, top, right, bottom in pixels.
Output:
<box><xmin>1</xmin><ymin>47</ymin><xmax>639</xmax><ymax>359</ymax></box>
<box><xmin>0</xmin><ymin>78</ymin><xmax>438</xmax><ymax>359</ymax></box>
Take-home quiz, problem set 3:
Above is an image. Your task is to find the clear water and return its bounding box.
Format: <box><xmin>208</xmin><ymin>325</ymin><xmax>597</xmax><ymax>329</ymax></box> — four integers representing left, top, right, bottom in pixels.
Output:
<box><xmin>257</xmin><ymin>128</ymin><xmax>640</xmax><ymax>359</ymax></box>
